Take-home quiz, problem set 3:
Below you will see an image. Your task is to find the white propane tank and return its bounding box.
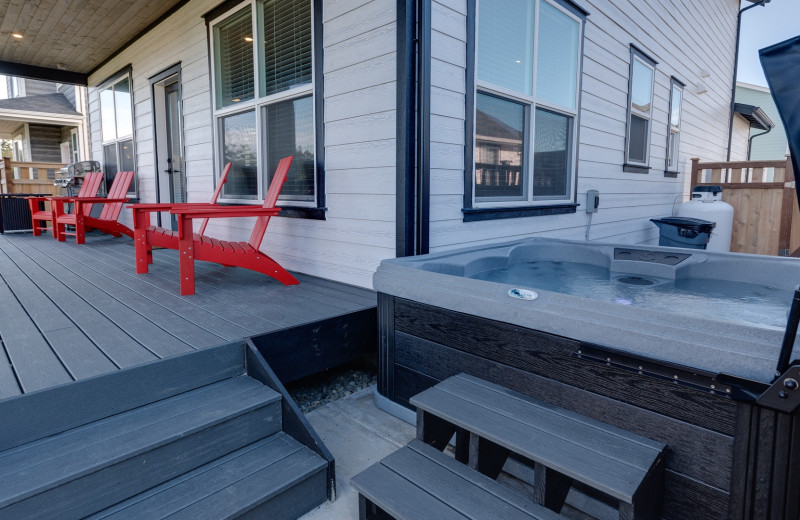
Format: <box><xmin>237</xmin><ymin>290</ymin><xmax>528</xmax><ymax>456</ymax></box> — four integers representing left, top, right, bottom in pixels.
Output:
<box><xmin>677</xmin><ymin>186</ymin><xmax>734</xmax><ymax>252</ymax></box>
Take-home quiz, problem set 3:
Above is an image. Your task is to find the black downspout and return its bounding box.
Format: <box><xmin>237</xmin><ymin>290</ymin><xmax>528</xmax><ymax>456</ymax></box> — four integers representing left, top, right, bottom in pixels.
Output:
<box><xmin>726</xmin><ymin>0</ymin><xmax>769</xmax><ymax>161</ymax></box>
<box><xmin>396</xmin><ymin>0</ymin><xmax>417</xmax><ymax>257</ymax></box>
<box><xmin>416</xmin><ymin>0</ymin><xmax>431</xmax><ymax>256</ymax></box>
<box><xmin>747</xmin><ymin>126</ymin><xmax>772</xmax><ymax>160</ymax></box>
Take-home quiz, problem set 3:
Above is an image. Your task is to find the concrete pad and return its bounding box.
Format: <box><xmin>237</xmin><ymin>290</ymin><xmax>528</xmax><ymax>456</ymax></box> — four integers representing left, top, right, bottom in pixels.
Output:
<box><xmin>299</xmin><ymin>386</ymin><xmax>416</xmax><ymax>520</ymax></box>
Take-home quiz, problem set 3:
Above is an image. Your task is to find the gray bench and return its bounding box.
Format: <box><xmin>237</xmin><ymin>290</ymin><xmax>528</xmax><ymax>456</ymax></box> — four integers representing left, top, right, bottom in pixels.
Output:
<box><xmin>351</xmin><ymin>439</ymin><xmax>567</xmax><ymax>520</ymax></box>
<box><xmin>411</xmin><ymin>373</ymin><xmax>667</xmax><ymax>520</ymax></box>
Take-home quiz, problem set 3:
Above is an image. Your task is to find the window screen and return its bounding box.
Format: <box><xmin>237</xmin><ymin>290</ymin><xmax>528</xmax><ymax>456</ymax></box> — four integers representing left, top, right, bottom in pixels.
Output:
<box><xmin>261</xmin><ymin>0</ymin><xmax>312</xmax><ymax>97</ymax></box>
<box><xmin>475</xmin><ymin>92</ymin><xmax>526</xmax><ymax>200</ymax></box>
<box><xmin>535</xmin><ymin>1</ymin><xmax>580</xmax><ymax>109</ymax></box>
<box><xmin>533</xmin><ymin>108</ymin><xmax>570</xmax><ymax>198</ymax></box>
<box><xmin>215</xmin><ymin>8</ymin><xmax>255</xmax><ymax>109</ymax></box>
<box><xmin>221</xmin><ymin>110</ymin><xmax>258</xmax><ymax>199</ymax></box>
<box><xmin>628</xmin><ymin>114</ymin><xmax>649</xmax><ymax>164</ymax></box>
<box><xmin>266</xmin><ymin>95</ymin><xmax>314</xmax><ymax>200</ymax></box>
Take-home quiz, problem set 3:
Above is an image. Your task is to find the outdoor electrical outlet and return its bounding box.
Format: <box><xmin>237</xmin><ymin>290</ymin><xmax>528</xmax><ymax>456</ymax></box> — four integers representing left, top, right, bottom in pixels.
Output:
<box><xmin>586</xmin><ymin>190</ymin><xmax>599</xmax><ymax>213</ymax></box>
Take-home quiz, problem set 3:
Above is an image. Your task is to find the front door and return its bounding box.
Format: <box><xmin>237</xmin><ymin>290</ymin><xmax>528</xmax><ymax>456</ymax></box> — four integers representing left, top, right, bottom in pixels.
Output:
<box><xmin>153</xmin><ymin>69</ymin><xmax>185</xmax><ymax>230</ymax></box>
<box><xmin>163</xmin><ymin>81</ymin><xmax>184</xmax><ymax>229</ymax></box>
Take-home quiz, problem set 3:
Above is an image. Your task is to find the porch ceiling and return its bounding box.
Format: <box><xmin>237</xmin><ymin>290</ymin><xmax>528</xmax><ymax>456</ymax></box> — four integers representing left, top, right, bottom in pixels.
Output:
<box><xmin>0</xmin><ymin>0</ymin><xmax>185</xmax><ymax>81</ymax></box>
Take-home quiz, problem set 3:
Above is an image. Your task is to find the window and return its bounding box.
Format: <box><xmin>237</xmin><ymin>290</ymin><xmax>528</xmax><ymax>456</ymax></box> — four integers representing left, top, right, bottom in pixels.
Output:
<box><xmin>99</xmin><ymin>71</ymin><xmax>136</xmax><ymax>194</ymax></box>
<box><xmin>210</xmin><ymin>0</ymin><xmax>319</xmax><ymax>209</ymax></box>
<box><xmin>665</xmin><ymin>78</ymin><xmax>684</xmax><ymax>173</ymax></box>
<box><xmin>9</xmin><ymin>77</ymin><xmax>20</xmax><ymax>98</ymax></box>
<box><xmin>473</xmin><ymin>0</ymin><xmax>583</xmax><ymax>209</ymax></box>
<box><xmin>624</xmin><ymin>47</ymin><xmax>656</xmax><ymax>172</ymax></box>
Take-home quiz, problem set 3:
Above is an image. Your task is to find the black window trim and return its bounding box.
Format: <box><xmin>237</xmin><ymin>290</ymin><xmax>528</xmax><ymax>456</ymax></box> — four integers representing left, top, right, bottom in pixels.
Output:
<box><xmin>205</xmin><ymin>0</ymin><xmax>326</xmax><ymax>221</ymax></box>
<box><xmin>98</xmin><ymin>65</ymin><xmax>138</xmax><ymax>197</ymax></box>
<box><xmin>463</xmin><ymin>0</ymin><xmax>587</xmax><ymax>221</ymax></box>
<box><xmin>664</xmin><ymin>76</ymin><xmax>685</xmax><ymax>177</ymax></box>
<box><xmin>623</xmin><ymin>45</ymin><xmax>658</xmax><ymax>173</ymax></box>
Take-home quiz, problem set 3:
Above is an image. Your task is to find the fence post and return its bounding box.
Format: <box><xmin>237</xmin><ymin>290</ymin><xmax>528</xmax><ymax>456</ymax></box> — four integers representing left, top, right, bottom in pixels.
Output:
<box><xmin>779</xmin><ymin>156</ymin><xmax>796</xmax><ymax>255</ymax></box>
<box><xmin>0</xmin><ymin>157</ymin><xmax>11</xmax><ymax>194</ymax></box>
<box><xmin>690</xmin><ymin>158</ymin><xmax>700</xmax><ymax>190</ymax></box>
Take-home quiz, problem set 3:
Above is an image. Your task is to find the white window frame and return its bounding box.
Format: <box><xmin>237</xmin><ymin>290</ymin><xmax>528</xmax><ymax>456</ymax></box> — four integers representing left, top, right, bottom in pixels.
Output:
<box><xmin>209</xmin><ymin>0</ymin><xmax>317</xmax><ymax>206</ymax></box>
<box><xmin>99</xmin><ymin>69</ymin><xmax>137</xmax><ymax>195</ymax></box>
<box><xmin>665</xmin><ymin>77</ymin><xmax>684</xmax><ymax>173</ymax></box>
<box><xmin>624</xmin><ymin>47</ymin><xmax>657</xmax><ymax>171</ymax></box>
<box><xmin>472</xmin><ymin>0</ymin><xmax>583</xmax><ymax>208</ymax></box>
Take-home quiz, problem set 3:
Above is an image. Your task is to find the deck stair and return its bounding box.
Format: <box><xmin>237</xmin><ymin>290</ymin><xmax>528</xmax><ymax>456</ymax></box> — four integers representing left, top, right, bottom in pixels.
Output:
<box><xmin>0</xmin><ymin>341</ymin><xmax>332</xmax><ymax>520</ymax></box>
<box><xmin>353</xmin><ymin>373</ymin><xmax>666</xmax><ymax>520</ymax></box>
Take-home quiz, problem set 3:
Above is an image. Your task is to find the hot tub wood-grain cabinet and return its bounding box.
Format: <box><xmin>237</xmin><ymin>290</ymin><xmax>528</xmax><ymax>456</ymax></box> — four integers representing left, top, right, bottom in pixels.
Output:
<box><xmin>377</xmin><ymin>294</ymin><xmax>800</xmax><ymax>520</ymax></box>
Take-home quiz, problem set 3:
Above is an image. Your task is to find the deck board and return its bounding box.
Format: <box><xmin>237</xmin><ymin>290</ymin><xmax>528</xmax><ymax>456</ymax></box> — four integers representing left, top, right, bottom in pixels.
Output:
<box><xmin>0</xmin><ymin>232</ymin><xmax>376</xmax><ymax>397</ymax></box>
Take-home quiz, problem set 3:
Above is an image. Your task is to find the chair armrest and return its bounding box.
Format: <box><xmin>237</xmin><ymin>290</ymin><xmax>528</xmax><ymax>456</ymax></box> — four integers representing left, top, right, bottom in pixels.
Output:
<box><xmin>60</xmin><ymin>197</ymin><xmax>130</xmax><ymax>203</ymax></box>
<box><xmin>170</xmin><ymin>207</ymin><xmax>281</xmax><ymax>219</ymax></box>
<box><xmin>129</xmin><ymin>202</ymin><xmax>221</xmax><ymax>210</ymax></box>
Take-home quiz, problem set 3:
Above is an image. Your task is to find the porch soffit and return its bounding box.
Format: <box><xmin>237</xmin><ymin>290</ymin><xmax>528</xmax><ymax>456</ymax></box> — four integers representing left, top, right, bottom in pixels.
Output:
<box><xmin>0</xmin><ymin>0</ymin><xmax>185</xmax><ymax>81</ymax></box>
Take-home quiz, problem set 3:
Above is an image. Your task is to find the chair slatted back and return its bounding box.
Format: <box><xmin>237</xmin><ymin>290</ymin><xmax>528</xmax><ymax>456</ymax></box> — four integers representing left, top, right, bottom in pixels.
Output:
<box><xmin>247</xmin><ymin>156</ymin><xmax>293</xmax><ymax>250</ymax></box>
<box><xmin>199</xmin><ymin>162</ymin><xmax>232</xmax><ymax>235</ymax></box>
<box><xmin>77</xmin><ymin>172</ymin><xmax>104</xmax><ymax>216</ymax></box>
<box><xmin>99</xmin><ymin>171</ymin><xmax>135</xmax><ymax>221</ymax></box>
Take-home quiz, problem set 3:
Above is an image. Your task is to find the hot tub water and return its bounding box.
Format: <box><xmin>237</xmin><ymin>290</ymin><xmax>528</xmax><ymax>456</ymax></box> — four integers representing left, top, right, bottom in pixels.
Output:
<box><xmin>470</xmin><ymin>260</ymin><xmax>791</xmax><ymax>329</ymax></box>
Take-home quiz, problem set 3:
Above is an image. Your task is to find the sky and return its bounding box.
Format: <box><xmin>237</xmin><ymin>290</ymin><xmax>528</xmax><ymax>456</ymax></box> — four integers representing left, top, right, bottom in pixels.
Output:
<box><xmin>737</xmin><ymin>0</ymin><xmax>800</xmax><ymax>87</ymax></box>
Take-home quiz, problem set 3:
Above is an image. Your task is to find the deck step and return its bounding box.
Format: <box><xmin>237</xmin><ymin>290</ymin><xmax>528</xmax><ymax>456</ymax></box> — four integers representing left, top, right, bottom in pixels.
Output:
<box><xmin>89</xmin><ymin>432</ymin><xmax>327</xmax><ymax>520</ymax></box>
<box><xmin>0</xmin><ymin>375</ymin><xmax>282</xmax><ymax>520</ymax></box>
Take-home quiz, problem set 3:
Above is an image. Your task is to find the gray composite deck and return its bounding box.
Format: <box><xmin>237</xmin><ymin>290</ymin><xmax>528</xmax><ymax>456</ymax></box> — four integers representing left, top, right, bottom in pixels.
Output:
<box><xmin>0</xmin><ymin>232</ymin><xmax>376</xmax><ymax>399</ymax></box>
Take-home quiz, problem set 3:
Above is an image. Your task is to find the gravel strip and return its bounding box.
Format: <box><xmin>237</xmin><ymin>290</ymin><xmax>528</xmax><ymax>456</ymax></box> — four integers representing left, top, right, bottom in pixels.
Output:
<box><xmin>287</xmin><ymin>362</ymin><xmax>377</xmax><ymax>414</ymax></box>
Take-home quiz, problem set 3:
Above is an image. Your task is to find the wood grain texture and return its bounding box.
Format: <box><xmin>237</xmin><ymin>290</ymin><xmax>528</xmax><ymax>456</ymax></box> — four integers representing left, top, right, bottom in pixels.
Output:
<box><xmin>393</xmin><ymin>298</ymin><xmax>737</xmax><ymax>435</ymax></box>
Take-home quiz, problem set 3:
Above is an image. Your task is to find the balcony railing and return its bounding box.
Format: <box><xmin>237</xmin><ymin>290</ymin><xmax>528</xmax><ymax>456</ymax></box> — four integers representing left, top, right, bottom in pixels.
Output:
<box><xmin>0</xmin><ymin>157</ymin><xmax>66</xmax><ymax>196</ymax></box>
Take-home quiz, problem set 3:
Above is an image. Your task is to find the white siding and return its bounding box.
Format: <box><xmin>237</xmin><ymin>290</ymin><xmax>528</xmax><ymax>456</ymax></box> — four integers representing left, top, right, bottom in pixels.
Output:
<box><xmin>88</xmin><ymin>0</ymin><xmax>396</xmax><ymax>288</ymax></box>
<box><xmin>428</xmin><ymin>0</ymin><xmax>741</xmax><ymax>251</ymax></box>
<box><xmin>730</xmin><ymin>113</ymin><xmax>751</xmax><ymax>162</ymax></box>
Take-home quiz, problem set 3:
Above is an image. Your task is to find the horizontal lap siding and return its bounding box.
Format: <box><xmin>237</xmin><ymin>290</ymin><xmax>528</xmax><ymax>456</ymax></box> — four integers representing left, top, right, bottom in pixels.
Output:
<box><xmin>88</xmin><ymin>0</ymin><xmax>396</xmax><ymax>288</ymax></box>
<box><xmin>386</xmin><ymin>296</ymin><xmax>737</xmax><ymax>520</ymax></box>
<box><xmin>428</xmin><ymin>0</ymin><xmax>740</xmax><ymax>251</ymax></box>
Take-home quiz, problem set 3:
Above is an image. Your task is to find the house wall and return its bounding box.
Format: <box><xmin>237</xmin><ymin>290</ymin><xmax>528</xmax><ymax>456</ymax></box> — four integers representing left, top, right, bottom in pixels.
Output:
<box><xmin>729</xmin><ymin>113</ymin><xmax>750</xmax><ymax>162</ymax></box>
<box><xmin>735</xmin><ymin>83</ymin><xmax>789</xmax><ymax>161</ymax></box>
<box><xmin>22</xmin><ymin>79</ymin><xmax>58</xmax><ymax>97</ymax></box>
<box><xmin>57</xmin><ymin>84</ymin><xmax>77</xmax><ymax>110</ymax></box>
<box><xmin>428</xmin><ymin>0</ymin><xmax>741</xmax><ymax>251</ymax></box>
<box><xmin>28</xmin><ymin>124</ymin><xmax>63</xmax><ymax>163</ymax></box>
<box><xmin>87</xmin><ymin>0</ymin><xmax>397</xmax><ymax>288</ymax></box>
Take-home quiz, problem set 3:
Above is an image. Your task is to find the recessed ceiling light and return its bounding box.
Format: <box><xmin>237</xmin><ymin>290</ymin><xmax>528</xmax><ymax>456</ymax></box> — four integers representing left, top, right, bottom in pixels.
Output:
<box><xmin>12</xmin><ymin>33</ymin><xmax>23</xmax><ymax>39</ymax></box>
<box><xmin>243</xmin><ymin>36</ymin><xmax>253</xmax><ymax>42</ymax></box>
<box><xmin>515</xmin><ymin>60</ymin><xmax>521</xmax><ymax>63</ymax></box>
<box><xmin>232</xmin><ymin>98</ymin><xmax>241</xmax><ymax>102</ymax></box>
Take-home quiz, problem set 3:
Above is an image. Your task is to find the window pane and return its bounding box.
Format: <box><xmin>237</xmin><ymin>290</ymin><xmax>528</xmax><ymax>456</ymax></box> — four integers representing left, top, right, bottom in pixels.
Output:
<box><xmin>114</xmin><ymin>77</ymin><xmax>133</xmax><ymax>138</ymax></box>
<box><xmin>475</xmin><ymin>93</ymin><xmax>526</xmax><ymax>200</ymax></box>
<box><xmin>533</xmin><ymin>108</ymin><xmax>570</xmax><ymax>198</ymax></box>
<box><xmin>670</xmin><ymin>85</ymin><xmax>682</xmax><ymax>128</ymax></box>
<box><xmin>667</xmin><ymin>131</ymin><xmax>680</xmax><ymax>171</ymax></box>
<box><xmin>103</xmin><ymin>143</ymin><xmax>118</xmax><ymax>192</ymax></box>
<box><xmin>221</xmin><ymin>111</ymin><xmax>258</xmax><ymax>199</ymax></box>
<box><xmin>266</xmin><ymin>96</ymin><xmax>315</xmax><ymax>201</ymax></box>
<box><xmin>631</xmin><ymin>59</ymin><xmax>653</xmax><ymax>113</ymax></box>
<box><xmin>628</xmin><ymin>114</ymin><xmax>649</xmax><ymax>164</ymax></box>
<box><xmin>477</xmin><ymin>0</ymin><xmax>535</xmax><ymax>95</ymax></box>
<box><xmin>100</xmin><ymin>88</ymin><xmax>116</xmax><ymax>142</ymax></box>
<box><xmin>536</xmin><ymin>2</ymin><xmax>579</xmax><ymax>109</ymax></box>
<box><xmin>260</xmin><ymin>0</ymin><xmax>312</xmax><ymax>97</ymax></box>
<box><xmin>215</xmin><ymin>8</ymin><xmax>255</xmax><ymax>109</ymax></box>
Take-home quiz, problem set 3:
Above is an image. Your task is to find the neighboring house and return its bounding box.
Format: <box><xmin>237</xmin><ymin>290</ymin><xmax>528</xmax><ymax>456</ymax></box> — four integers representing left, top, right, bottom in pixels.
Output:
<box><xmin>0</xmin><ymin>77</ymin><xmax>89</xmax><ymax>175</ymax></box>
<box><xmin>0</xmin><ymin>0</ymin><xmax>757</xmax><ymax>288</ymax></box>
<box><xmin>735</xmin><ymin>81</ymin><xmax>788</xmax><ymax>161</ymax></box>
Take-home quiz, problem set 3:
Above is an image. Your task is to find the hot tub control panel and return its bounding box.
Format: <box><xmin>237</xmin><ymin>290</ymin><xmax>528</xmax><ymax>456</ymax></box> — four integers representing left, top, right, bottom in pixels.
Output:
<box><xmin>614</xmin><ymin>248</ymin><xmax>690</xmax><ymax>266</ymax></box>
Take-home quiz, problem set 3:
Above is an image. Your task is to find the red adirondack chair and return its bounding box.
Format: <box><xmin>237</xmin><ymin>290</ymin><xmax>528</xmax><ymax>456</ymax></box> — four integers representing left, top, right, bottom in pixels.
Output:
<box><xmin>27</xmin><ymin>172</ymin><xmax>104</xmax><ymax>238</ymax></box>
<box><xmin>52</xmin><ymin>171</ymin><xmax>135</xmax><ymax>244</ymax></box>
<box><xmin>128</xmin><ymin>162</ymin><xmax>232</xmax><ymax>266</ymax></box>
<box><xmin>132</xmin><ymin>157</ymin><xmax>298</xmax><ymax>295</ymax></box>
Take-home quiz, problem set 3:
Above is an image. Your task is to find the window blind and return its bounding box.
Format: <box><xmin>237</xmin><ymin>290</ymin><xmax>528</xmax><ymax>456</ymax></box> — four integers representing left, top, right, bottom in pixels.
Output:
<box><xmin>216</xmin><ymin>8</ymin><xmax>255</xmax><ymax>108</ymax></box>
<box><xmin>261</xmin><ymin>0</ymin><xmax>312</xmax><ymax>97</ymax></box>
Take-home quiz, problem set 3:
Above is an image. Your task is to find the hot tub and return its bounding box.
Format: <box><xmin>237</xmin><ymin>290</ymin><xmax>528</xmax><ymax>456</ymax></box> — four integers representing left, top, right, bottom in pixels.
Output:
<box><xmin>373</xmin><ymin>237</ymin><xmax>800</xmax><ymax>519</ymax></box>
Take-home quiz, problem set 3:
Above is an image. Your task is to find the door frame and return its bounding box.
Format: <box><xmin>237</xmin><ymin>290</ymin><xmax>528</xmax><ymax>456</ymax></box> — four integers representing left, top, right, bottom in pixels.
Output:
<box><xmin>150</xmin><ymin>63</ymin><xmax>184</xmax><ymax>228</ymax></box>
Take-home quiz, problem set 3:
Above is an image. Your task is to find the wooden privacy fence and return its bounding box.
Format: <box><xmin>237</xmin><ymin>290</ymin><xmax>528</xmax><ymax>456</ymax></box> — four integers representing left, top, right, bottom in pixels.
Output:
<box><xmin>0</xmin><ymin>157</ymin><xmax>64</xmax><ymax>196</ymax></box>
<box><xmin>690</xmin><ymin>155</ymin><xmax>798</xmax><ymax>256</ymax></box>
